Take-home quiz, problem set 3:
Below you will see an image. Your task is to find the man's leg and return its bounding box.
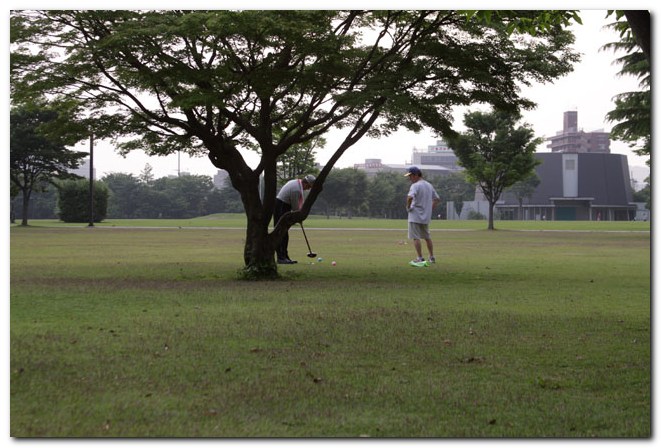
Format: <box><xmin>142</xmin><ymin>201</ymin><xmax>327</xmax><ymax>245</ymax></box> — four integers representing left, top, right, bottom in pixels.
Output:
<box><xmin>425</xmin><ymin>238</ymin><xmax>434</xmax><ymax>260</ymax></box>
<box><xmin>274</xmin><ymin>200</ymin><xmax>291</xmax><ymax>262</ymax></box>
<box><xmin>413</xmin><ymin>238</ymin><xmax>423</xmax><ymax>259</ymax></box>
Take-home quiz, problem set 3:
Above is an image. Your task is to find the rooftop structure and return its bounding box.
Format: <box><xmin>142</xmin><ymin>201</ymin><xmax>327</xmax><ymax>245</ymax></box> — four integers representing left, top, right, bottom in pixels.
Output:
<box><xmin>353</xmin><ymin>140</ymin><xmax>462</xmax><ymax>177</ymax></box>
<box><xmin>546</xmin><ymin>111</ymin><xmax>610</xmax><ymax>154</ymax></box>
<box><xmin>411</xmin><ymin>140</ymin><xmax>461</xmax><ymax>170</ymax></box>
<box><xmin>353</xmin><ymin>158</ymin><xmax>455</xmax><ymax>178</ymax></box>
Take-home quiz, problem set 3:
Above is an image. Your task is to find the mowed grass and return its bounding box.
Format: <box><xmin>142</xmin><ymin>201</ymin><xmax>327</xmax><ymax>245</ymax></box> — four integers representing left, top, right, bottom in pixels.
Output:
<box><xmin>22</xmin><ymin>213</ymin><xmax>652</xmax><ymax>231</ymax></box>
<box><xmin>10</xmin><ymin>224</ymin><xmax>650</xmax><ymax>437</ymax></box>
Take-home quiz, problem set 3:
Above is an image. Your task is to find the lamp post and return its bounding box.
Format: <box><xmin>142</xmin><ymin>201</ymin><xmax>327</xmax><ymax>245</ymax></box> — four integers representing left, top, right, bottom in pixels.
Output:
<box><xmin>88</xmin><ymin>132</ymin><xmax>94</xmax><ymax>227</ymax></box>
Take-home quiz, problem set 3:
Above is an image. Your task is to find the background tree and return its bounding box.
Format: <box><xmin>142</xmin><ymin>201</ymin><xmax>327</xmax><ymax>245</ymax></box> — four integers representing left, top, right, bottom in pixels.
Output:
<box><xmin>11</xmin><ymin>188</ymin><xmax>59</xmax><ymax>221</ymax></box>
<box><xmin>213</xmin><ymin>184</ymin><xmax>245</xmax><ymax>214</ymax></box>
<box><xmin>10</xmin><ymin>106</ymin><xmax>87</xmax><ymax>226</ymax></box>
<box><xmin>506</xmin><ymin>172</ymin><xmax>541</xmax><ymax>220</ymax></box>
<box><xmin>366</xmin><ymin>172</ymin><xmax>410</xmax><ymax>219</ymax></box>
<box><xmin>151</xmin><ymin>175</ymin><xmax>215</xmax><ymax>219</ymax></box>
<box><xmin>10</xmin><ymin>182</ymin><xmax>19</xmax><ymax>223</ymax></box>
<box><xmin>139</xmin><ymin>164</ymin><xmax>155</xmax><ymax>186</ymax></box>
<box><xmin>432</xmin><ymin>172</ymin><xmax>476</xmax><ymax>219</ymax></box>
<box><xmin>277</xmin><ymin>137</ymin><xmax>324</xmax><ymax>185</ymax></box>
<box><xmin>447</xmin><ymin>109</ymin><xmax>542</xmax><ymax>230</ymax></box>
<box><xmin>102</xmin><ymin>173</ymin><xmax>144</xmax><ymax>218</ymax></box>
<box><xmin>632</xmin><ymin>176</ymin><xmax>650</xmax><ymax>212</ymax></box>
<box><xmin>603</xmin><ymin>17</ymin><xmax>651</xmax><ymax>165</ymax></box>
<box><xmin>11</xmin><ymin>10</ymin><xmax>578</xmax><ymax>278</ymax></box>
<box><xmin>315</xmin><ymin>168</ymin><xmax>370</xmax><ymax>218</ymax></box>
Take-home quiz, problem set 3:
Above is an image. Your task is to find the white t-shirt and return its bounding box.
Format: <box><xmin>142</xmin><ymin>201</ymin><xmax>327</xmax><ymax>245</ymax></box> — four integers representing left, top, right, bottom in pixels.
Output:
<box><xmin>276</xmin><ymin>179</ymin><xmax>307</xmax><ymax>210</ymax></box>
<box><xmin>407</xmin><ymin>179</ymin><xmax>440</xmax><ymax>224</ymax></box>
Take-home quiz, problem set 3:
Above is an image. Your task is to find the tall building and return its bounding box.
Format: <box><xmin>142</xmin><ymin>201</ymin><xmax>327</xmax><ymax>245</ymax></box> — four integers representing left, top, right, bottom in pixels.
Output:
<box><xmin>411</xmin><ymin>140</ymin><xmax>461</xmax><ymax>170</ymax></box>
<box><xmin>213</xmin><ymin>169</ymin><xmax>230</xmax><ymax>189</ymax></box>
<box><xmin>546</xmin><ymin>111</ymin><xmax>610</xmax><ymax>154</ymax></box>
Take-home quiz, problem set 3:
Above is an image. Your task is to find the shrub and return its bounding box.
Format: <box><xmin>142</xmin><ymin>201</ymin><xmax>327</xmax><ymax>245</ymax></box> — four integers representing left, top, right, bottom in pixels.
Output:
<box><xmin>467</xmin><ymin>210</ymin><xmax>486</xmax><ymax>220</ymax></box>
<box><xmin>57</xmin><ymin>179</ymin><xmax>108</xmax><ymax>223</ymax></box>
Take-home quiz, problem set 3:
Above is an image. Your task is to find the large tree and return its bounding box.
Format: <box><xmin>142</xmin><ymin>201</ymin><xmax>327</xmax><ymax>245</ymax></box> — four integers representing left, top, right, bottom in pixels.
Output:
<box><xmin>466</xmin><ymin>9</ymin><xmax>650</xmax><ymax>63</ymax></box>
<box><xmin>11</xmin><ymin>10</ymin><xmax>578</xmax><ymax>278</ymax></box>
<box><xmin>10</xmin><ymin>106</ymin><xmax>87</xmax><ymax>226</ymax></box>
<box><xmin>447</xmin><ymin>110</ymin><xmax>542</xmax><ymax>230</ymax></box>
<box><xmin>603</xmin><ymin>15</ymin><xmax>651</xmax><ymax>164</ymax></box>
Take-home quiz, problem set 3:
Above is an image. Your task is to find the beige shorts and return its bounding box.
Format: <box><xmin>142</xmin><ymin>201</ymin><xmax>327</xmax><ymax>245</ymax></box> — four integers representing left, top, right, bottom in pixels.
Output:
<box><xmin>408</xmin><ymin>222</ymin><xmax>430</xmax><ymax>240</ymax></box>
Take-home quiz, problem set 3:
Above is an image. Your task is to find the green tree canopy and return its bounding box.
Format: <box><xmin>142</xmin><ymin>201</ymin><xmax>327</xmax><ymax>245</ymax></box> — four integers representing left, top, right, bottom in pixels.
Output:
<box><xmin>432</xmin><ymin>171</ymin><xmax>476</xmax><ymax>218</ymax></box>
<box><xmin>366</xmin><ymin>172</ymin><xmax>411</xmax><ymax>219</ymax></box>
<box><xmin>277</xmin><ymin>137</ymin><xmax>323</xmax><ymax>185</ymax></box>
<box><xmin>506</xmin><ymin>172</ymin><xmax>541</xmax><ymax>220</ymax></box>
<box><xmin>603</xmin><ymin>16</ymin><xmax>651</xmax><ymax>163</ymax></box>
<box><xmin>11</xmin><ymin>10</ymin><xmax>578</xmax><ymax>278</ymax></box>
<box><xmin>10</xmin><ymin>106</ymin><xmax>87</xmax><ymax>226</ymax></box>
<box><xmin>446</xmin><ymin>109</ymin><xmax>542</xmax><ymax>230</ymax></box>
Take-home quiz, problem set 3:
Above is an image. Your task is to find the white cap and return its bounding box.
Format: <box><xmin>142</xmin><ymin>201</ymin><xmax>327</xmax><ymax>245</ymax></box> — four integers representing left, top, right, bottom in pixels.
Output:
<box><xmin>303</xmin><ymin>175</ymin><xmax>316</xmax><ymax>184</ymax></box>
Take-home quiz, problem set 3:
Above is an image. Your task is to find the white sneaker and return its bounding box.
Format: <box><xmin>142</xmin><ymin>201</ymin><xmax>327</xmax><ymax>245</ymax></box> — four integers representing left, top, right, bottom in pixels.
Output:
<box><xmin>429</xmin><ymin>256</ymin><xmax>436</xmax><ymax>263</ymax></box>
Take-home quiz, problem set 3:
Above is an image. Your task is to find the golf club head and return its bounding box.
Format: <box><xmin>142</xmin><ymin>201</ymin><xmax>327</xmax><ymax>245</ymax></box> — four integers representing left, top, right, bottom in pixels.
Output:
<box><xmin>307</xmin><ymin>252</ymin><xmax>317</xmax><ymax>258</ymax></box>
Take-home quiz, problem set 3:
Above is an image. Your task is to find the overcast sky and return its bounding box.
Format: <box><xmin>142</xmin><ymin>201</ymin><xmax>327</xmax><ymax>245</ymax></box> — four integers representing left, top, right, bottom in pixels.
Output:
<box><xmin>7</xmin><ymin>6</ymin><xmax>654</xmax><ymax>182</ymax></box>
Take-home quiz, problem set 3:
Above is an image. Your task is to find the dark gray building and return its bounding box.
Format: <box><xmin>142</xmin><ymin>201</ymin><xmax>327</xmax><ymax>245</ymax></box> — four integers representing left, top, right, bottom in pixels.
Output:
<box><xmin>496</xmin><ymin>152</ymin><xmax>636</xmax><ymax>221</ymax></box>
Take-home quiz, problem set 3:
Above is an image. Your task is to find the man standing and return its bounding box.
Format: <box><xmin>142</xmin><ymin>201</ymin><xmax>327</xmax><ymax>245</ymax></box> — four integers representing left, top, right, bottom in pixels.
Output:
<box><xmin>405</xmin><ymin>166</ymin><xmax>440</xmax><ymax>265</ymax></box>
<box><xmin>274</xmin><ymin>174</ymin><xmax>316</xmax><ymax>264</ymax></box>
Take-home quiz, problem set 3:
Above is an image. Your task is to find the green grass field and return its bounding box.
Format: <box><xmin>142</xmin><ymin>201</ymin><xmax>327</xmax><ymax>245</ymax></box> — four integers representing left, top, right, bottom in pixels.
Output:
<box><xmin>18</xmin><ymin>213</ymin><xmax>652</xmax><ymax>231</ymax></box>
<box><xmin>9</xmin><ymin>219</ymin><xmax>651</xmax><ymax>437</ymax></box>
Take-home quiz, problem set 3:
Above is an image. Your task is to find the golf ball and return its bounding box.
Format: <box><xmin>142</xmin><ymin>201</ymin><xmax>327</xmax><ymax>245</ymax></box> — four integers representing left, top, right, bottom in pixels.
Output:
<box><xmin>331</xmin><ymin>261</ymin><xmax>337</xmax><ymax>266</ymax></box>
<box><xmin>317</xmin><ymin>257</ymin><xmax>323</xmax><ymax>262</ymax></box>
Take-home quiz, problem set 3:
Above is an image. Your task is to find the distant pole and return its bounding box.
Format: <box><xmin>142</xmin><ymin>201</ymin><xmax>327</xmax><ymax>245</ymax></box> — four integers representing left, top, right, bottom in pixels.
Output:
<box><xmin>88</xmin><ymin>133</ymin><xmax>94</xmax><ymax>227</ymax></box>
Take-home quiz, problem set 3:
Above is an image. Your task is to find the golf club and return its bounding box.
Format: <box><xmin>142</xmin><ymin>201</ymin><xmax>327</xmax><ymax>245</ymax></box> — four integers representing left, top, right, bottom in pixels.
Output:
<box><xmin>300</xmin><ymin>222</ymin><xmax>317</xmax><ymax>258</ymax></box>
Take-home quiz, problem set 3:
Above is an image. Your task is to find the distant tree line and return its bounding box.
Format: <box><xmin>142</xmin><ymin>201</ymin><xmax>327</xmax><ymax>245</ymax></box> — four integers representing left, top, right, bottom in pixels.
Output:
<box><xmin>11</xmin><ymin>167</ymin><xmax>478</xmax><ymax>221</ymax></box>
<box><xmin>315</xmin><ymin>168</ymin><xmax>476</xmax><ymax>220</ymax></box>
<box><xmin>11</xmin><ymin>172</ymin><xmax>227</xmax><ymax>221</ymax></box>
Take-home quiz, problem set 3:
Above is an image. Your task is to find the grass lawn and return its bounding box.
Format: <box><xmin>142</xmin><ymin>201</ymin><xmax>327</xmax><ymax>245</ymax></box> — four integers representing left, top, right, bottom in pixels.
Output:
<box><xmin>9</xmin><ymin>221</ymin><xmax>650</xmax><ymax>437</ymax></box>
<box><xmin>19</xmin><ymin>213</ymin><xmax>652</xmax><ymax>231</ymax></box>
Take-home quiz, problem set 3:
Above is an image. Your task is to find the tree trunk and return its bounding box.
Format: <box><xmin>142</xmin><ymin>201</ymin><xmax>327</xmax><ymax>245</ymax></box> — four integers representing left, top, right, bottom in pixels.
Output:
<box><xmin>21</xmin><ymin>189</ymin><xmax>30</xmax><ymax>226</ymax></box>
<box><xmin>240</xmin><ymin>178</ymin><xmax>279</xmax><ymax>280</ymax></box>
<box><xmin>624</xmin><ymin>10</ymin><xmax>651</xmax><ymax>63</ymax></box>
<box><xmin>242</xmin><ymin>214</ymin><xmax>278</xmax><ymax>280</ymax></box>
<box><xmin>487</xmin><ymin>200</ymin><xmax>495</xmax><ymax>230</ymax></box>
<box><xmin>209</xmin><ymin>143</ymin><xmax>281</xmax><ymax>280</ymax></box>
